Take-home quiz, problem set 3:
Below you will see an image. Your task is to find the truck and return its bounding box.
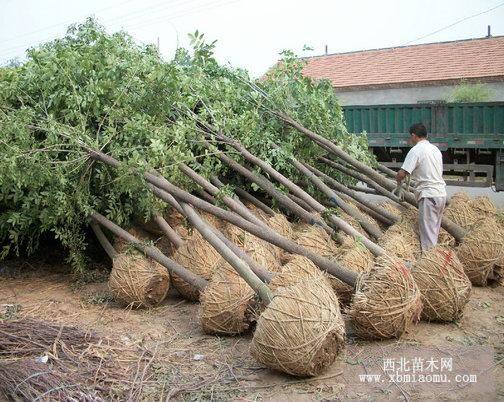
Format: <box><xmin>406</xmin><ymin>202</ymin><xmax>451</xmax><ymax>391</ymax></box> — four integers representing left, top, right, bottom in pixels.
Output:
<box><xmin>342</xmin><ymin>102</ymin><xmax>504</xmax><ymax>190</ymax></box>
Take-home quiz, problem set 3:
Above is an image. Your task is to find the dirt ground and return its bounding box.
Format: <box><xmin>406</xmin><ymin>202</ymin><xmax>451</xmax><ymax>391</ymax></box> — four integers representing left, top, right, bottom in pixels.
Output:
<box><xmin>1</xmin><ymin>257</ymin><xmax>503</xmax><ymax>401</ymax></box>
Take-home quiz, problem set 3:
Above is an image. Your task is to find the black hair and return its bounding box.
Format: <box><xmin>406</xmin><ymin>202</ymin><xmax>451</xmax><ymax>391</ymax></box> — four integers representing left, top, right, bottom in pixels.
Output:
<box><xmin>409</xmin><ymin>123</ymin><xmax>427</xmax><ymax>138</ymax></box>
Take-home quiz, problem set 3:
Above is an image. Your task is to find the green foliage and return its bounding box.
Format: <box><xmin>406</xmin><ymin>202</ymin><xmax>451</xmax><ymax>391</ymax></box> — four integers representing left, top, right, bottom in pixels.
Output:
<box><xmin>0</xmin><ymin>19</ymin><xmax>373</xmax><ymax>271</ymax></box>
<box><xmin>446</xmin><ymin>81</ymin><xmax>493</xmax><ymax>103</ymax></box>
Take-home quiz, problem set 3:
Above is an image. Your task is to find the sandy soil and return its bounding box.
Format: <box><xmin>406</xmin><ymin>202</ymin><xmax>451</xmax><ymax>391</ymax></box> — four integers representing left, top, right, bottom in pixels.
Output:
<box><xmin>1</xmin><ymin>258</ymin><xmax>503</xmax><ymax>401</ymax></box>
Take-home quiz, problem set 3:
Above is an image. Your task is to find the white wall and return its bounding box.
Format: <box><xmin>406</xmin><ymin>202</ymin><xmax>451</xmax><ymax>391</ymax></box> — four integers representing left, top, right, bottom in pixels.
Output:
<box><xmin>335</xmin><ymin>82</ymin><xmax>504</xmax><ymax>106</ymax></box>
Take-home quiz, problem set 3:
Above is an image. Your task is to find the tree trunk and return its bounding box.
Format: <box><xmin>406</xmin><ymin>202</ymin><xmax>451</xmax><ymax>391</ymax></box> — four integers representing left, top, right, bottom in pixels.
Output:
<box><xmin>179</xmin><ymin>163</ymin><xmax>265</xmax><ymax>227</ymax></box>
<box><xmin>90</xmin><ymin>211</ymin><xmax>208</xmax><ymax>290</ymax></box>
<box><xmin>159</xmin><ymin>189</ymin><xmax>274</xmax><ymax>283</ymax></box>
<box><xmin>307</xmin><ymin>163</ymin><xmax>398</xmax><ymax>225</ymax></box>
<box><xmin>223</xmin><ymin>183</ymin><xmax>275</xmax><ymax>217</ymax></box>
<box><xmin>90</xmin><ymin>220</ymin><xmax>117</xmax><ymax>259</ymax></box>
<box><xmin>180</xmin><ymin>202</ymin><xmax>273</xmax><ymax>303</ymax></box>
<box><xmin>154</xmin><ymin>215</ymin><xmax>184</xmax><ymax>249</ymax></box>
<box><xmin>287</xmin><ymin>155</ymin><xmax>384</xmax><ymax>240</ymax></box>
<box><xmin>88</xmin><ymin>148</ymin><xmax>359</xmax><ymax>287</ymax></box>
<box><xmin>206</xmin><ymin>143</ymin><xmax>335</xmax><ymax>235</ymax></box>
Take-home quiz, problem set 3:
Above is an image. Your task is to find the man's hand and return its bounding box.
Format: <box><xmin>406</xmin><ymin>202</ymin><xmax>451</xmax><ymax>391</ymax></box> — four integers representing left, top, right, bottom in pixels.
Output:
<box><xmin>392</xmin><ymin>184</ymin><xmax>405</xmax><ymax>201</ymax></box>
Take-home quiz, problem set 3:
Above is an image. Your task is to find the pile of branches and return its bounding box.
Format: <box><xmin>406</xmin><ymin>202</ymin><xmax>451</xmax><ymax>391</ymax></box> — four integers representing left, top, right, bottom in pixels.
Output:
<box><xmin>0</xmin><ymin>318</ymin><xmax>148</xmax><ymax>400</ymax></box>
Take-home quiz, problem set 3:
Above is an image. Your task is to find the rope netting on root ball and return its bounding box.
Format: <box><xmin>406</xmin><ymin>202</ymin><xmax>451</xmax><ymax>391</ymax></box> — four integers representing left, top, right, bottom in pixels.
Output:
<box><xmin>171</xmin><ymin>231</ymin><xmax>222</xmax><ymax>301</ymax></box>
<box><xmin>268</xmin><ymin>255</ymin><xmax>324</xmax><ymax>291</ymax></box>
<box><xmin>412</xmin><ymin>246</ymin><xmax>472</xmax><ymax>322</ymax></box>
<box><xmin>470</xmin><ymin>196</ymin><xmax>497</xmax><ymax>218</ymax></box>
<box><xmin>224</xmin><ymin>222</ymin><xmax>283</xmax><ymax>273</ymax></box>
<box><xmin>457</xmin><ymin>218</ymin><xmax>504</xmax><ymax>286</ymax></box>
<box><xmin>250</xmin><ymin>274</ymin><xmax>346</xmax><ymax>377</ymax></box>
<box><xmin>378</xmin><ymin>224</ymin><xmax>421</xmax><ymax>265</ymax></box>
<box><xmin>109</xmin><ymin>252</ymin><xmax>170</xmax><ymax>308</ymax></box>
<box><xmin>329</xmin><ymin>237</ymin><xmax>374</xmax><ymax>305</ymax></box>
<box><xmin>348</xmin><ymin>253</ymin><xmax>422</xmax><ymax>340</ymax></box>
<box><xmin>115</xmin><ymin>227</ymin><xmax>152</xmax><ymax>254</ymax></box>
<box><xmin>200</xmin><ymin>259</ymin><xmax>257</xmax><ymax>335</ymax></box>
<box><xmin>444</xmin><ymin>191</ymin><xmax>480</xmax><ymax>230</ymax></box>
<box><xmin>292</xmin><ymin>224</ymin><xmax>338</xmax><ymax>260</ymax></box>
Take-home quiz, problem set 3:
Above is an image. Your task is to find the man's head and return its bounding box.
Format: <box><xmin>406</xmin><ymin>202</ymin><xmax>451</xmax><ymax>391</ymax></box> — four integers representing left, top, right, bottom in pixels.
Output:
<box><xmin>409</xmin><ymin>123</ymin><xmax>427</xmax><ymax>145</ymax></box>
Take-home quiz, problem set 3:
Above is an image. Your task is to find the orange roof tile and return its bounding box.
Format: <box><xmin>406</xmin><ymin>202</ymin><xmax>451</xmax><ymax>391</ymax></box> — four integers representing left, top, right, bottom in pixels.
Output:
<box><xmin>301</xmin><ymin>36</ymin><xmax>504</xmax><ymax>90</ymax></box>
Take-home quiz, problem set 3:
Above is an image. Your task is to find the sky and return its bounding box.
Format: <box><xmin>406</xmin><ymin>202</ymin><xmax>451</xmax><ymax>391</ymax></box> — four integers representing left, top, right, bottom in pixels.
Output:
<box><xmin>1</xmin><ymin>0</ymin><xmax>503</xmax><ymax>76</ymax></box>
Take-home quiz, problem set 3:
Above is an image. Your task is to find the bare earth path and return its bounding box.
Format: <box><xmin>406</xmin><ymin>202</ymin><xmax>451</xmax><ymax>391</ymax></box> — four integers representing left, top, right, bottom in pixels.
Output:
<box><xmin>1</xmin><ymin>259</ymin><xmax>503</xmax><ymax>401</ymax></box>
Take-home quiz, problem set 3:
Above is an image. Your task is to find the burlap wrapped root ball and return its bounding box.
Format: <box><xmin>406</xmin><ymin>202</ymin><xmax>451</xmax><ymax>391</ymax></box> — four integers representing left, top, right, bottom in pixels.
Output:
<box><xmin>171</xmin><ymin>231</ymin><xmax>222</xmax><ymax>301</ymax></box>
<box><xmin>250</xmin><ymin>275</ymin><xmax>345</xmax><ymax>377</ymax></box>
<box><xmin>444</xmin><ymin>191</ymin><xmax>480</xmax><ymax>230</ymax></box>
<box><xmin>224</xmin><ymin>222</ymin><xmax>283</xmax><ymax>273</ymax></box>
<box><xmin>378</xmin><ymin>223</ymin><xmax>421</xmax><ymax>264</ymax></box>
<box><xmin>114</xmin><ymin>227</ymin><xmax>152</xmax><ymax>254</ymax></box>
<box><xmin>109</xmin><ymin>253</ymin><xmax>170</xmax><ymax>308</ymax></box>
<box><xmin>412</xmin><ymin>246</ymin><xmax>471</xmax><ymax>322</ymax></box>
<box><xmin>329</xmin><ymin>238</ymin><xmax>374</xmax><ymax>305</ymax></box>
<box><xmin>348</xmin><ymin>253</ymin><xmax>422</xmax><ymax>339</ymax></box>
<box><xmin>269</xmin><ymin>255</ymin><xmax>324</xmax><ymax>291</ymax></box>
<box><xmin>200</xmin><ymin>259</ymin><xmax>257</xmax><ymax>335</ymax></box>
<box><xmin>457</xmin><ymin>218</ymin><xmax>504</xmax><ymax>286</ymax></box>
<box><xmin>293</xmin><ymin>224</ymin><xmax>338</xmax><ymax>260</ymax></box>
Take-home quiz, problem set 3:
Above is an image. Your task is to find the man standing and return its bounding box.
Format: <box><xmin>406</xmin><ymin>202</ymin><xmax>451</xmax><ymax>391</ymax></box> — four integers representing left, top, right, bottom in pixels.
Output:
<box><xmin>395</xmin><ymin>123</ymin><xmax>447</xmax><ymax>251</ymax></box>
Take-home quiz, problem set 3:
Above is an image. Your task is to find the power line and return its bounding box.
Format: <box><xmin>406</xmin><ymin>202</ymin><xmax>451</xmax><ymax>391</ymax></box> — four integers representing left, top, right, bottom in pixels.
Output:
<box><xmin>0</xmin><ymin>0</ymin><xmax>138</xmax><ymax>45</ymax></box>
<box><xmin>124</xmin><ymin>0</ymin><xmax>242</xmax><ymax>31</ymax></box>
<box><xmin>0</xmin><ymin>0</ymin><xmax>240</xmax><ymax>62</ymax></box>
<box><xmin>304</xmin><ymin>1</ymin><xmax>504</xmax><ymax>86</ymax></box>
<box><xmin>403</xmin><ymin>0</ymin><xmax>504</xmax><ymax>45</ymax></box>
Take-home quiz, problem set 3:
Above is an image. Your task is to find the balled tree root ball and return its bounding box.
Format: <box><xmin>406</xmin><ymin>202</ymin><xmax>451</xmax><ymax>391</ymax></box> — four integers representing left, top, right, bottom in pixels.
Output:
<box><xmin>250</xmin><ymin>276</ymin><xmax>345</xmax><ymax>377</ymax></box>
<box><xmin>267</xmin><ymin>213</ymin><xmax>294</xmax><ymax>239</ymax></box>
<box><xmin>114</xmin><ymin>227</ymin><xmax>152</xmax><ymax>254</ymax></box>
<box><xmin>293</xmin><ymin>224</ymin><xmax>338</xmax><ymax>260</ymax></box>
<box><xmin>378</xmin><ymin>225</ymin><xmax>421</xmax><ymax>265</ymax></box>
<box><xmin>269</xmin><ymin>255</ymin><xmax>324</xmax><ymax>291</ymax></box>
<box><xmin>457</xmin><ymin>218</ymin><xmax>504</xmax><ymax>286</ymax></box>
<box><xmin>171</xmin><ymin>231</ymin><xmax>222</xmax><ymax>301</ymax></box>
<box><xmin>412</xmin><ymin>246</ymin><xmax>471</xmax><ymax>322</ymax></box>
<box><xmin>348</xmin><ymin>253</ymin><xmax>422</xmax><ymax>340</ymax></box>
<box><xmin>223</xmin><ymin>222</ymin><xmax>283</xmax><ymax>272</ymax></box>
<box><xmin>200</xmin><ymin>260</ymin><xmax>257</xmax><ymax>335</ymax></box>
<box><xmin>470</xmin><ymin>196</ymin><xmax>496</xmax><ymax>218</ymax></box>
<box><xmin>330</xmin><ymin>240</ymin><xmax>374</xmax><ymax>305</ymax></box>
<box><xmin>109</xmin><ymin>253</ymin><xmax>170</xmax><ymax>308</ymax></box>
<box><xmin>444</xmin><ymin>191</ymin><xmax>479</xmax><ymax>230</ymax></box>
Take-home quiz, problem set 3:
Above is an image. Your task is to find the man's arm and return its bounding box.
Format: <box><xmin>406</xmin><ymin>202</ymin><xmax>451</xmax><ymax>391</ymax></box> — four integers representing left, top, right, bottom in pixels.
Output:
<box><xmin>396</xmin><ymin>169</ymin><xmax>409</xmax><ymax>184</ymax></box>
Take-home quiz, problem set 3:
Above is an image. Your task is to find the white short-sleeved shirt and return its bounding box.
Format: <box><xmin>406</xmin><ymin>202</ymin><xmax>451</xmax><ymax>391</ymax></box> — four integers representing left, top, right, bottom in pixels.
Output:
<box><xmin>401</xmin><ymin>140</ymin><xmax>446</xmax><ymax>201</ymax></box>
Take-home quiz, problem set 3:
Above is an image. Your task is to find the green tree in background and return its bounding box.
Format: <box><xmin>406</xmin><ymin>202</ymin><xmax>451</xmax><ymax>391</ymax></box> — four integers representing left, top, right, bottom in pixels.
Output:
<box><xmin>446</xmin><ymin>81</ymin><xmax>494</xmax><ymax>103</ymax></box>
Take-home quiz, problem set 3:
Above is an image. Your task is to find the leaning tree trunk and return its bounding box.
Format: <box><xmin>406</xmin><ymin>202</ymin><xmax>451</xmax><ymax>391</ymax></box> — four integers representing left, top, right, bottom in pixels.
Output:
<box><xmin>90</xmin><ymin>211</ymin><xmax>208</xmax><ymax>290</ymax></box>
<box><xmin>87</xmin><ymin>147</ymin><xmax>359</xmax><ymax>287</ymax></box>
<box><xmin>280</xmin><ymin>148</ymin><xmax>384</xmax><ymax>240</ymax></box>
<box><xmin>275</xmin><ymin>112</ymin><xmax>466</xmax><ymax>242</ymax></box>
<box><xmin>203</xmin><ymin>140</ymin><xmax>336</xmax><ymax>236</ymax></box>
<box><xmin>305</xmin><ymin>163</ymin><xmax>399</xmax><ymax>225</ymax></box>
